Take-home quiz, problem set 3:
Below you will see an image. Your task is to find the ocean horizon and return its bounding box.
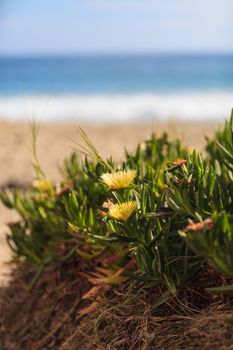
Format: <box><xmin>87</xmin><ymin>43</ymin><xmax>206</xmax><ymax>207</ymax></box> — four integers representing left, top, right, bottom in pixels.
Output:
<box><xmin>0</xmin><ymin>53</ymin><xmax>232</xmax><ymax>122</ymax></box>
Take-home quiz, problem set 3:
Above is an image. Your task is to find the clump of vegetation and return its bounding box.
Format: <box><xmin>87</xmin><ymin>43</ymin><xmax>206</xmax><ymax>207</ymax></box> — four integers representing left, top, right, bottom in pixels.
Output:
<box><xmin>1</xmin><ymin>111</ymin><xmax>233</xmax><ymax>298</ymax></box>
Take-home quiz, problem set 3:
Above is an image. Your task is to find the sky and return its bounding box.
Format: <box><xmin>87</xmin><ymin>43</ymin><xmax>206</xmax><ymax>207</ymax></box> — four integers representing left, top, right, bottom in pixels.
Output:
<box><xmin>0</xmin><ymin>0</ymin><xmax>232</xmax><ymax>56</ymax></box>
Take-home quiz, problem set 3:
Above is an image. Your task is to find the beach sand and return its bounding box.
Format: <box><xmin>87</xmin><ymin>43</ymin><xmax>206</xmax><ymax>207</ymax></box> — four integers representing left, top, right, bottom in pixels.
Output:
<box><xmin>0</xmin><ymin>119</ymin><xmax>218</xmax><ymax>282</ymax></box>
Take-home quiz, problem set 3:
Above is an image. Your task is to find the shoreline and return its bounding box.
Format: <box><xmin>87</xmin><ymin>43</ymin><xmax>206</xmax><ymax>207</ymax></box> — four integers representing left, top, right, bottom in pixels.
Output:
<box><xmin>0</xmin><ymin>91</ymin><xmax>232</xmax><ymax>122</ymax></box>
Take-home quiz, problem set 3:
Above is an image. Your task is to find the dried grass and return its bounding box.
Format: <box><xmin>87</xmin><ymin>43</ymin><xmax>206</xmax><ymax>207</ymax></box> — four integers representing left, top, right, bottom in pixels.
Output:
<box><xmin>1</xmin><ymin>262</ymin><xmax>233</xmax><ymax>350</ymax></box>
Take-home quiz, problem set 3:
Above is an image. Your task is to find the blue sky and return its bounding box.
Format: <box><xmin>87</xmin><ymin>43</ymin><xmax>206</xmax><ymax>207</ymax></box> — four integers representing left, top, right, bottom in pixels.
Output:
<box><xmin>0</xmin><ymin>0</ymin><xmax>232</xmax><ymax>55</ymax></box>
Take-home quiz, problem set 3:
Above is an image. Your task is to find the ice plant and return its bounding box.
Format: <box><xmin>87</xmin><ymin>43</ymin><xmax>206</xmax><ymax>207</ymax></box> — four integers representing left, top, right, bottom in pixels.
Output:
<box><xmin>109</xmin><ymin>201</ymin><xmax>137</xmax><ymax>221</ymax></box>
<box><xmin>99</xmin><ymin>199</ymin><xmax>114</xmax><ymax>217</ymax></box>
<box><xmin>172</xmin><ymin>159</ymin><xmax>187</xmax><ymax>167</ymax></box>
<box><xmin>186</xmin><ymin>218</ymin><xmax>213</xmax><ymax>232</ymax></box>
<box><xmin>33</xmin><ymin>178</ymin><xmax>53</xmax><ymax>192</ymax></box>
<box><xmin>100</xmin><ymin>169</ymin><xmax>137</xmax><ymax>190</ymax></box>
<box><xmin>3</xmin><ymin>110</ymin><xmax>233</xmax><ymax>294</ymax></box>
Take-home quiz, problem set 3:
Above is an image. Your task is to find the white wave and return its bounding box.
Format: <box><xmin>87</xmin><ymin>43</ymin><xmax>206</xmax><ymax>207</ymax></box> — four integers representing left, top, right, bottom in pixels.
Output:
<box><xmin>0</xmin><ymin>92</ymin><xmax>232</xmax><ymax>122</ymax></box>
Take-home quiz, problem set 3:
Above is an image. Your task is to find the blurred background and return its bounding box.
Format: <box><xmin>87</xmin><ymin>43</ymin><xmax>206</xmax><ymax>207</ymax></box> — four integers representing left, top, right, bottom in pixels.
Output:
<box><xmin>0</xmin><ymin>0</ymin><xmax>232</xmax><ymax>122</ymax></box>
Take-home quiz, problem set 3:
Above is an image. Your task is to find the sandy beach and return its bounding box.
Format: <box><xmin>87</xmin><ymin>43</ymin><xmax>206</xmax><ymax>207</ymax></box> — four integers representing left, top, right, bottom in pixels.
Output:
<box><xmin>0</xmin><ymin>119</ymin><xmax>217</xmax><ymax>283</ymax></box>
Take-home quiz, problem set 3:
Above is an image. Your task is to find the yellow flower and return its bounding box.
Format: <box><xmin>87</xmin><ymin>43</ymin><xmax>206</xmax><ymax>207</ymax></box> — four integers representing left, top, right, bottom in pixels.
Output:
<box><xmin>109</xmin><ymin>201</ymin><xmax>137</xmax><ymax>221</ymax></box>
<box><xmin>33</xmin><ymin>178</ymin><xmax>53</xmax><ymax>192</ymax></box>
<box><xmin>100</xmin><ymin>169</ymin><xmax>137</xmax><ymax>190</ymax></box>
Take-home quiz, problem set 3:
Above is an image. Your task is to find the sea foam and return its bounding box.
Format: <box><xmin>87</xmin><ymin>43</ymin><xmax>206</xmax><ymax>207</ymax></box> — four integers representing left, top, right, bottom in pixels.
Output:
<box><xmin>0</xmin><ymin>92</ymin><xmax>232</xmax><ymax>123</ymax></box>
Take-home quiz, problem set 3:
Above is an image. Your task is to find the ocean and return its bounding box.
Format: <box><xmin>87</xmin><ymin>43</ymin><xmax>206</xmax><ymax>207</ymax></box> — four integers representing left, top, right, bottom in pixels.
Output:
<box><xmin>0</xmin><ymin>54</ymin><xmax>232</xmax><ymax>122</ymax></box>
